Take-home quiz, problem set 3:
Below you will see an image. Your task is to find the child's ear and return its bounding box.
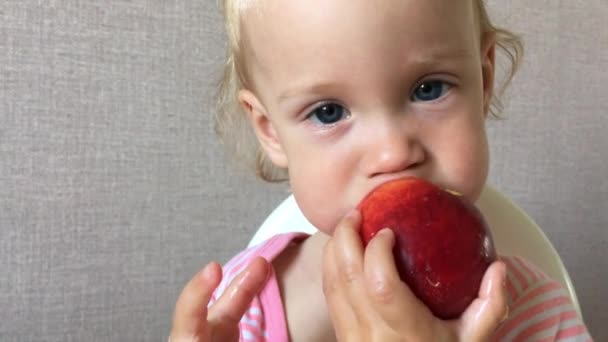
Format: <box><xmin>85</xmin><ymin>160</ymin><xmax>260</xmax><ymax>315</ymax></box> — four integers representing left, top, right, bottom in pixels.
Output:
<box><xmin>481</xmin><ymin>32</ymin><xmax>496</xmax><ymax>117</ymax></box>
<box><xmin>238</xmin><ymin>89</ymin><xmax>288</xmax><ymax>168</ymax></box>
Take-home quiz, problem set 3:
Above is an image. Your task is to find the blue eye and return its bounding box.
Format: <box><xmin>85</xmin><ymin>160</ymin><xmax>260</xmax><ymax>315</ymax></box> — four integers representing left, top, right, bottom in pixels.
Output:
<box><xmin>308</xmin><ymin>103</ymin><xmax>349</xmax><ymax>125</ymax></box>
<box><xmin>411</xmin><ymin>81</ymin><xmax>451</xmax><ymax>102</ymax></box>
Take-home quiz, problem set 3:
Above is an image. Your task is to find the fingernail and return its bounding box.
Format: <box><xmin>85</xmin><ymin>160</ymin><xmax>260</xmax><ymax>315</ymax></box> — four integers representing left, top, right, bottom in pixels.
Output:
<box><xmin>228</xmin><ymin>269</ymin><xmax>251</xmax><ymax>299</ymax></box>
<box><xmin>345</xmin><ymin>209</ymin><xmax>359</xmax><ymax>219</ymax></box>
<box><xmin>201</xmin><ymin>262</ymin><xmax>216</xmax><ymax>282</ymax></box>
<box><xmin>486</xmin><ymin>267</ymin><xmax>504</xmax><ymax>297</ymax></box>
<box><xmin>378</xmin><ymin>227</ymin><xmax>392</xmax><ymax>235</ymax></box>
<box><xmin>378</xmin><ymin>228</ymin><xmax>395</xmax><ymax>243</ymax></box>
<box><xmin>498</xmin><ymin>262</ymin><xmax>507</xmax><ymax>287</ymax></box>
<box><xmin>229</xmin><ymin>286</ymin><xmax>239</xmax><ymax>299</ymax></box>
<box><xmin>501</xmin><ymin>304</ymin><xmax>510</xmax><ymax>323</ymax></box>
<box><xmin>237</xmin><ymin>269</ymin><xmax>251</xmax><ymax>287</ymax></box>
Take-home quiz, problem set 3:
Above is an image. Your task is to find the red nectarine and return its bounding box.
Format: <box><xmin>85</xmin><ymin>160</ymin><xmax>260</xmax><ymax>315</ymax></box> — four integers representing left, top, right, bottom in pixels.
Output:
<box><xmin>358</xmin><ymin>178</ymin><xmax>496</xmax><ymax>319</ymax></box>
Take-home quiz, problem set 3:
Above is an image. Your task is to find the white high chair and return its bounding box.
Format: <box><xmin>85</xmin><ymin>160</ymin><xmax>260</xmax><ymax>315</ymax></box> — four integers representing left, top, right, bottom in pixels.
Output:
<box><xmin>248</xmin><ymin>184</ymin><xmax>583</xmax><ymax>318</ymax></box>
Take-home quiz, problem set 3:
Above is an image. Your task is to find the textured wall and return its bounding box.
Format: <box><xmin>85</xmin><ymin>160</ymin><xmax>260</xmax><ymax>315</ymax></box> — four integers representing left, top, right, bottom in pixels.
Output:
<box><xmin>1</xmin><ymin>1</ymin><xmax>287</xmax><ymax>340</ymax></box>
<box><xmin>1</xmin><ymin>1</ymin><xmax>606</xmax><ymax>341</ymax></box>
<box><xmin>485</xmin><ymin>1</ymin><xmax>608</xmax><ymax>340</ymax></box>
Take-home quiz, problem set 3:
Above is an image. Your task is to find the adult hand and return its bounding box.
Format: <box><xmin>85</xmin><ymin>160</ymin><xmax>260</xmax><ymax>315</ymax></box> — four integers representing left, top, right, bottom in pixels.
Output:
<box><xmin>322</xmin><ymin>210</ymin><xmax>508</xmax><ymax>342</ymax></box>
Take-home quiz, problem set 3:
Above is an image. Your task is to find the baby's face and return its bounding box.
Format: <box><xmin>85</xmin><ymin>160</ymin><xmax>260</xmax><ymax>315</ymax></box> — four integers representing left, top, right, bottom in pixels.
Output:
<box><xmin>240</xmin><ymin>0</ymin><xmax>494</xmax><ymax>234</ymax></box>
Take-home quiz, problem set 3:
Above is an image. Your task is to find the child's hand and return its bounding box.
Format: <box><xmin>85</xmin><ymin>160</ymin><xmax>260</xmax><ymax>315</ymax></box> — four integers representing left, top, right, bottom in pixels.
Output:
<box><xmin>169</xmin><ymin>256</ymin><xmax>270</xmax><ymax>342</ymax></box>
<box><xmin>322</xmin><ymin>210</ymin><xmax>508</xmax><ymax>342</ymax></box>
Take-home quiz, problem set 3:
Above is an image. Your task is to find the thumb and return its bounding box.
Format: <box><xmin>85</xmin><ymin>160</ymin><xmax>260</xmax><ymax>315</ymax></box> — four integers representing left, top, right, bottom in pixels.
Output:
<box><xmin>458</xmin><ymin>261</ymin><xmax>508</xmax><ymax>341</ymax></box>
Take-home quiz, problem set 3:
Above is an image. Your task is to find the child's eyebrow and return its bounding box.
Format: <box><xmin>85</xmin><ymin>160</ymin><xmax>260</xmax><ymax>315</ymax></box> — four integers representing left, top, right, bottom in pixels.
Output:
<box><xmin>277</xmin><ymin>46</ymin><xmax>474</xmax><ymax>104</ymax></box>
<box><xmin>413</xmin><ymin>46</ymin><xmax>474</xmax><ymax>67</ymax></box>
<box><xmin>278</xmin><ymin>81</ymin><xmax>340</xmax><ymax>104</ymax></box>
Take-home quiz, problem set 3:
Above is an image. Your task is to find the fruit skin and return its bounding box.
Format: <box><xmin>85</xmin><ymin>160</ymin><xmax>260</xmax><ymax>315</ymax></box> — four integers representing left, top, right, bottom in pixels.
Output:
<box><xmin>358</xmin><ymin>178</ymin><xmax>496</xmax><ymax>320</ymax></box>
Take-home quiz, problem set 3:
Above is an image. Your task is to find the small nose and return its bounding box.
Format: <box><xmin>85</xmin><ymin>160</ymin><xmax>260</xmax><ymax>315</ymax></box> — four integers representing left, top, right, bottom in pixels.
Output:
<box><xmin>361</xmin><ymin>120</ymin><xmax>425</xmax><ymax>178</ymax></box>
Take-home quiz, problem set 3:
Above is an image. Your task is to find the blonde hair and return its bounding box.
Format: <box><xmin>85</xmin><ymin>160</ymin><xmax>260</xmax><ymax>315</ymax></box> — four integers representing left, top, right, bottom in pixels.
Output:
<box><xmin>214</xmin><ymin>0</ymin><xmax>524</xmax><ymax>183</ymax></box>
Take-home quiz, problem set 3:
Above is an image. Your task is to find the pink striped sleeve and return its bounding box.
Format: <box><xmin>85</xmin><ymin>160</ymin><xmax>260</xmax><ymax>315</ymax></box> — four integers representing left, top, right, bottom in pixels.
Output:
<box><xmin>493</xmin><ymin>256</ymin><xmax>593</xmax><ymax>341</ymax></box>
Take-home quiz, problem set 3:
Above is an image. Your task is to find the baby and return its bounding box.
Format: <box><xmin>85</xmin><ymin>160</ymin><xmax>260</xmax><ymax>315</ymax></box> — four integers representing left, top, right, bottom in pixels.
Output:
<box><xmin>170</xmin><ymin>0</ymin><xmax>592</xmax><ymax>341</ymax></box>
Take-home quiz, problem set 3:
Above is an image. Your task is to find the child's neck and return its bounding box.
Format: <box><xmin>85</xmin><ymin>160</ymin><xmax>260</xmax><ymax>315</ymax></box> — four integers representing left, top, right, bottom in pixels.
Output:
<box><xmin>272</xmin><ymin>231</ymin><xmax>336</xmax><ymax>342</ymax></box>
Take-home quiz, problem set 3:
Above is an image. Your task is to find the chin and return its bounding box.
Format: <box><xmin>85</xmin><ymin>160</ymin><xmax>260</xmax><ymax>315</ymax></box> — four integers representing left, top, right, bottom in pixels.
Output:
<box><xmin>457</xmin><ymin>181</ymin><xmax>486</xmax><ymax>204</ymax></box>
<box><xmin>444</xmin><ymin>168</ymin><xmax>488</xmax><ymax>204</ymax></box>
<box><xmin>293</xmin><ymin>198</ymin><xmax>343</xmax><ymax>236</ymax></box>
<box><xmin>313</xmin><ymin>211</ymin><xmax>352</xmax><ymax>236</ymax></box>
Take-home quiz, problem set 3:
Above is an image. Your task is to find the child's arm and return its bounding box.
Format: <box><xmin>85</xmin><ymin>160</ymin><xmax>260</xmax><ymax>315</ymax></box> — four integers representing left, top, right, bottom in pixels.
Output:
<box><xmin>169</xmin><ymin>257</ymin><xmax>270</xmax><ymax>342</ymax></box>
<box><xmin>322</xmin><ymin>211</ymin><xmax>508</xmax><ymax>342</ymax></box>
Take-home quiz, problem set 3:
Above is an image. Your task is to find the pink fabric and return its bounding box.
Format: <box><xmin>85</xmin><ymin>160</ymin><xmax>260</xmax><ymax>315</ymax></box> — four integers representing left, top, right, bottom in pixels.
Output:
<box><xmin>210</xmin><ymin>232</ymin><xmax>308</xmax><ymax>341</ymax></box>
<box><xmin>210</xmin><ymin>233</ymin><xmax>592</xmax><ymax>342</ymax></box>
<box><xmin>493</xmin><ymin>256</ymin><xmax>592</xmax><ymax>341</ymax></box>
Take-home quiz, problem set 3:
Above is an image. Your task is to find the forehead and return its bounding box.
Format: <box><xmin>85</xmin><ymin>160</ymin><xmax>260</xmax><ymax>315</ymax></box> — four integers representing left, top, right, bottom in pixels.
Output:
<box><xmin>241</xmin><ymin>0</ymin><xmax>479</xmax><ymax>93</ymax></box>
